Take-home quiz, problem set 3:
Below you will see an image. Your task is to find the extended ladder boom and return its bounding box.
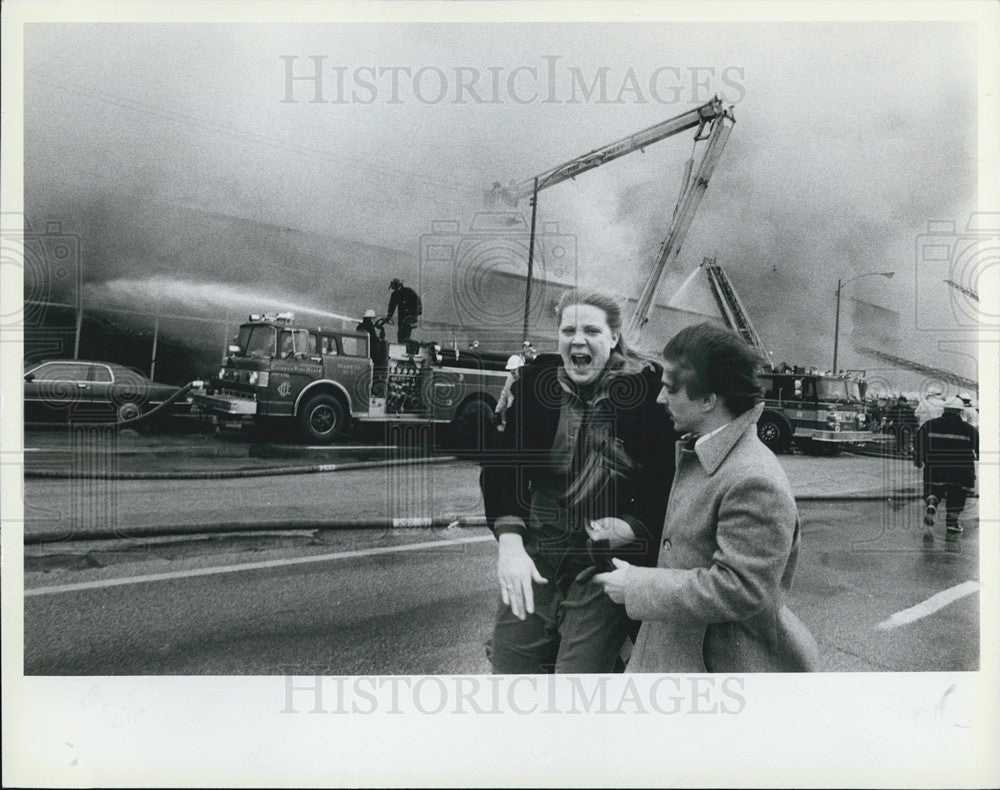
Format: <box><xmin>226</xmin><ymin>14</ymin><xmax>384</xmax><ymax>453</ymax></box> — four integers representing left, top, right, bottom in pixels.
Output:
<box><xmin>701</xmin><ymin>257</ymin><xmax>768</xmax><ymax>360</ymax></box>
<box><xmin>488</xmin><ymin>97</ymin><xmax>729</xmax><ymax>206</ymax></box>
<box><xmin>624</xmin><ymin>106</ymin><xmax>735</xmax><ymax>339</ymax></box>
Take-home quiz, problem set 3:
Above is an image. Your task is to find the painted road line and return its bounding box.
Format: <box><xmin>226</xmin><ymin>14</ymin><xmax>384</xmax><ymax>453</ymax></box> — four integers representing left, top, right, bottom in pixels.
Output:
<box><xmin>875</xmin><ymin>581</ymin><xmax>980</xmax><ymax>631</ymax></box>
<box><xmin>25</xmin><ymin>534</ymin><xmax>495</xmax><ymax>597</ymax></box>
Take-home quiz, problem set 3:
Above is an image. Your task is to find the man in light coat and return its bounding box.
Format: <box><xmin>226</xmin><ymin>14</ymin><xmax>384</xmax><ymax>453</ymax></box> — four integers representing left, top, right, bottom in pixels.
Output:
<box><xmin>595</xmin><ymin>323</ymin><xmax>819</xmax><ymax>672</ymax></box>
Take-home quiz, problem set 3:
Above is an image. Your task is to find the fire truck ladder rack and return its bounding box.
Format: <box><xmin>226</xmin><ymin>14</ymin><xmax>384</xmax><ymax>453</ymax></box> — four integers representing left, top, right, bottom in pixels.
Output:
<box><xmin>855</xmin><ymin>346</ymin><xmax>978</xmax><ymax>393</ymax></box>
<box><xmin>701</xmin><ymin>257</ymin><xmax>769</xmax><ymax>361</ymax></box>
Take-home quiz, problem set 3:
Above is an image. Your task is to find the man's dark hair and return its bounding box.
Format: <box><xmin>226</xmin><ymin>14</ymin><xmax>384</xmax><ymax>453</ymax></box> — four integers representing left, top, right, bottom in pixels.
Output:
<box><xmin>663</xmin><ymin>322</ymin><xmax>763</xmax><ymax>417</ymax></box>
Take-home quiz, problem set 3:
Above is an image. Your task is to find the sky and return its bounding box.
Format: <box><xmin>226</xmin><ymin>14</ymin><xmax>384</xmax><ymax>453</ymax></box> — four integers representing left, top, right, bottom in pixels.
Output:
<box><xmin>17</xmin><ymin>12</ymin><xmax>993</xmax><ymax>392</ymax></box>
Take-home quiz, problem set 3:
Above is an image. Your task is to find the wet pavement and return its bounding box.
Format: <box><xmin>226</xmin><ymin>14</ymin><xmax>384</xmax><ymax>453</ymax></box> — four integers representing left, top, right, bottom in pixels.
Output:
<box><xmin>23</xmin><ymin>419</ymin><xmax>438</xmax><ymax>476</ymax></box>
<box><xmin>20</xmin><ymin>424</ymin><xmax>983</xmax><ymax>675</ymax></box>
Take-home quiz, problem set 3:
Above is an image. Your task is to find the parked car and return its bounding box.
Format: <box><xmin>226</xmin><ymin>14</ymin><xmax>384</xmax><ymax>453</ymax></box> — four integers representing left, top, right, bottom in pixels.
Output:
<box><xmin>23</xmin><ymin>360</ymin><xmax>189</xmax><ymax>424</ymax></box>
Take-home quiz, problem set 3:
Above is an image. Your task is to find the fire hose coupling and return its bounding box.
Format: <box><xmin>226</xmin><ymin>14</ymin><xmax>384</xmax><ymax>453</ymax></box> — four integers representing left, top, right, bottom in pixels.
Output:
<box><xmin>80</xmin><ymin>382</ymin><xmax>198</xmax><ymax>428</ymax></box>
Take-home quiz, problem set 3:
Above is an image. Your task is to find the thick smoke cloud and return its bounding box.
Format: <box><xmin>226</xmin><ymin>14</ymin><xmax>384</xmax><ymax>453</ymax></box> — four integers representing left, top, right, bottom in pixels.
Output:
<box><xmin>21</xmin><ymin>22</ymin><xmax>983</xmax><ymax>391</ymax></box>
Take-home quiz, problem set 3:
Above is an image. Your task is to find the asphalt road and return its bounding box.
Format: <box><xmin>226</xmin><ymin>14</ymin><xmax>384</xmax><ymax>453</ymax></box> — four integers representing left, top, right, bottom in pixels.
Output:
<box><xmin>19</xmin><ymin>426</ymin><xmax>935</xmax><ymax>540</ymax></box>
<box><xmin>19</xmin><ymin>426</ymin><xmax>980</xmax><ymax>673</ymax></box>
<box><xmin>22</xmin><ymin>457</ymin><xmax>486</xmax><ymax>538</ymax></box>
<box><xmin>24</xmin><ymin>497</ymin><xmax>979</xmax><ymax>674</ymax></box>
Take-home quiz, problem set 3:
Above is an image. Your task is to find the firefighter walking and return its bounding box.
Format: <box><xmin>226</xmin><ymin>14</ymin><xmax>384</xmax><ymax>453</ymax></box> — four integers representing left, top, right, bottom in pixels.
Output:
<box><xmin>914</xmin><ymin>395</ymin><xmax>979</xmax><ymax>546</ymax></box>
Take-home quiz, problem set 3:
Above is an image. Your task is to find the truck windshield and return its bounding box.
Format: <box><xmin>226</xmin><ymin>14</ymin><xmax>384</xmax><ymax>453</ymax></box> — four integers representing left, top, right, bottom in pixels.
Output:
<box><xmin>818</xmin><ymin>379</ymin><xmax>862</xmax><ymax>402</ymax></box>
<box><xmin>277</xmin><ymin>329</ymin><xmax>312</xmax><ymax>358</ymax></box>
<box><xmin>235</xmin><ymin>325</ymin><xmax>277</xmax><ymax>358</ymax></box>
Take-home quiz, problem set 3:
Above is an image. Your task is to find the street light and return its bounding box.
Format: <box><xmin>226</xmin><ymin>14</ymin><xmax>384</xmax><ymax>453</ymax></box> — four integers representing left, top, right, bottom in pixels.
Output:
<box><xmin>833</xmin><ymin>271</ymin><xmax>894</xmax><ymax>374</ymax></box>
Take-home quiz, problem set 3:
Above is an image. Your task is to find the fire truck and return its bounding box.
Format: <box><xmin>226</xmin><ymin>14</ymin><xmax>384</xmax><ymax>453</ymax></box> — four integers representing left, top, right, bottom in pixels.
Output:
<box><xmin>192</xmin><ymin>313</ymin><xmax>509</xmax><ymax>443</ymax></box>
<box><xmin>701</xmin><ymin>257</ymin><xmax>880</xmax><ymax>454</ymax></box>
<box><xmin>756</xmin><ymin>368</ymin><xmax>873</xmax><ymax>454</ymax></box>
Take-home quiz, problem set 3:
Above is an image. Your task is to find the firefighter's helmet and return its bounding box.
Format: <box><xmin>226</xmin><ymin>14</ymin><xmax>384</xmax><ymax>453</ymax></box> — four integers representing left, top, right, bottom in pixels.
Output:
<box><xmin>506</xmin><ymin>354</ymin><xmax>524</xmax><ymax>371</ymax></box>
<box><xmin>936</xmin><ymin>395</ymin><xmax>965</xmax><ymax>411</ymax></box>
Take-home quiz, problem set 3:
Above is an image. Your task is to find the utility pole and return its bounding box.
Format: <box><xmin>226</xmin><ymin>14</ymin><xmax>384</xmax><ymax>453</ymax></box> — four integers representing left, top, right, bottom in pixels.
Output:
<box><xmin>833</xmin><ymin>271</ymin><xmax>894</xmax><ymax>374</ymax></box>
<box><xmin>522</xmin><ymin>177</ymin><xmax>539</xmax><ymax>344</ymax></box>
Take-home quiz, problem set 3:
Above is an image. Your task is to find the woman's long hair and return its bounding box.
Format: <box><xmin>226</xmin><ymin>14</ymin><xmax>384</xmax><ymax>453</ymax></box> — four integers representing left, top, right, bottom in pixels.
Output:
<box><xmin>554</xmin><ymin>288</ymin><xmax>650</xmax><ymax>365</ymax></box>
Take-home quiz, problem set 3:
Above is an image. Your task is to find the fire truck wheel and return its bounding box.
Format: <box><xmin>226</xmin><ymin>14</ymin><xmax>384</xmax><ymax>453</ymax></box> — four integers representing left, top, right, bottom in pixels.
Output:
<box><xmin>757</xmin><ymin>413</ymin><xmax>791</xmax><ymax>453</ymax></box>
<box><xmin>299</xmin><ymin>393</ymin><xmax>347</xmax><ymax>443</ymax></box>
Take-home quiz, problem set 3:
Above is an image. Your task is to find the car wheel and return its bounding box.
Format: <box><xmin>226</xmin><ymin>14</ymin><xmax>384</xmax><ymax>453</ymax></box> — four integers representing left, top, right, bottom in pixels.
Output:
<box><xmin>757</xmin><ymin>413</ymin><xmax>791</xmax><ymax>453</ymax></box>
<box><xmin>298</xmin><ymin>393</ymin><xmax>346</xmax><ymax>443</ymax></box>
<box><xmin>116</xmin><ymin>402</ymin><xmax>143</xmax><ymax>423</ymax></box>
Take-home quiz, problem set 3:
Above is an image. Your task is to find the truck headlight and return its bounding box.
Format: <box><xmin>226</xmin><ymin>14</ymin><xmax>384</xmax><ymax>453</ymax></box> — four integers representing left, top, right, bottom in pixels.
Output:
<box><xmin>857</xmin><ymin>413</ymin><xmax>866</xmax><ymax>424</ymax></box>
<box><xmin>248</xmin><ymin>371</ymin><xmax>269</xmax><ymax>387</ymax></box>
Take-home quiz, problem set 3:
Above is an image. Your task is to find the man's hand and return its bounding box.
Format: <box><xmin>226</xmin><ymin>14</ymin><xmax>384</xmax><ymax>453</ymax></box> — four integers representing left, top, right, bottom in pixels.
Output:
<box><xmin>593</xmin><ymin>557</ymin><xmax>631</xmax><ymax>604</ymax></box>
<box><xmin>585</xmin><ymin>517</ymin><xmax>636</xmax><ymax>550</ymax></box>
<box><xmin>497</xmin><ymin>533</ymin><xmax>548</xmax><ymax>620</ymax></box>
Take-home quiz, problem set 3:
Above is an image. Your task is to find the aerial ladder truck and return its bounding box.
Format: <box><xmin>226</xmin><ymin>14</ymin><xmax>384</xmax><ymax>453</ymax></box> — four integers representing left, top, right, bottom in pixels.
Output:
<box><xmin>700</xmin><ymin>256</ymin><xmax>883</xmax><ymax>454</ymax></box>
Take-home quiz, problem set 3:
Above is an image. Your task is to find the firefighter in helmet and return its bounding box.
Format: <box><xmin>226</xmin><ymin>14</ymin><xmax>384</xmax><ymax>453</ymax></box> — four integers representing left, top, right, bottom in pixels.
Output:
<box><xmin>357</xmin><ymin>309</ymin><xmax>389</xmax><ymax>397</ymax></box>
<box><xmin>385</xmin><ymin>278</ymin><xmax>421</xmax><ymax>344</ymax></box>
<box><xmin>493</xmin><ymin>353</ymin><xmax>525</xmax><ymax>431</ymax></box>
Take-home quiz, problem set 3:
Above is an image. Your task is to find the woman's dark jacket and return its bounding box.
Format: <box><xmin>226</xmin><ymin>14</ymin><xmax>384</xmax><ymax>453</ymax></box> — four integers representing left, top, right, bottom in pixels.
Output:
<box><xmin>480</xmin><ymin>352</ymin><xmax>677</xmax><ymax>580</ymax></box>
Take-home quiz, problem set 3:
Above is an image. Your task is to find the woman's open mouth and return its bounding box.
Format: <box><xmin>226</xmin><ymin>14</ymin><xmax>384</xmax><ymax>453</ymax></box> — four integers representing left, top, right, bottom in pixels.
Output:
<box><xmin>570</xmin><ymin>352</ymin><xmax>592</xmax><ymax>370</ymax></box>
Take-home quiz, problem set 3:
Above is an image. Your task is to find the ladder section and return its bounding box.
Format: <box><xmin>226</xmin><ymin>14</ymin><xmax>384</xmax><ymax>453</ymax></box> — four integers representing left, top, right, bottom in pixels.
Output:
<box><xmin>702</xmin><ymin>257</ymin><xmax>768</xmax><ymax>359</ymax></box>
<box><xmin>624</xmin><ymin>108</ymin><xmax>735</xmax><ymax>339</ymax></box>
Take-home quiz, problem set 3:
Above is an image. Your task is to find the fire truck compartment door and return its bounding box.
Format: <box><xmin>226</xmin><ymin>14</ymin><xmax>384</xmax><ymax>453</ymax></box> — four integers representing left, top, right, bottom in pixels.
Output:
<box><xmin>322</xmin><ymin>355</ymin><xmax>371</xmax><ymax>412</ymax></box>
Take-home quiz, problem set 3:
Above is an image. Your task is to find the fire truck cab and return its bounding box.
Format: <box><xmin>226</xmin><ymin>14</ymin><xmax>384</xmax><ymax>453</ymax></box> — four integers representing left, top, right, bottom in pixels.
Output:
<box><xmin>757</xmin><ymin>369</ymin><xmax>873</xmax><ymax>454</ymax></box>
<box><xmin>193</xmin><ymin>313</ymin><xmax>509</xmax><ymax>443</ymax></box>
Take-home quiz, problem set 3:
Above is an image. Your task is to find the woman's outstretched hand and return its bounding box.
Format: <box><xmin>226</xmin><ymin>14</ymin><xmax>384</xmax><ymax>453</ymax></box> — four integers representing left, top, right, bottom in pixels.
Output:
<box><xmin>497</xmin><ymin>533</ymin><xmax>548</xmax><ymax>620</ymax></box>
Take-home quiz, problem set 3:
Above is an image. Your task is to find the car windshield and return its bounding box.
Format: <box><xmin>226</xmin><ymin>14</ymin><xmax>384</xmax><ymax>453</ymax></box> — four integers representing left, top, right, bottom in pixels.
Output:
<box><xmin>818</xmin><ymin>379</ymin><xmax>861</xmax><ymax>402</ymax></box>
<box><xmin>236</xmin><ymin>325</ymin><xmax>277</xmax><ymax>358</ymax></box>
